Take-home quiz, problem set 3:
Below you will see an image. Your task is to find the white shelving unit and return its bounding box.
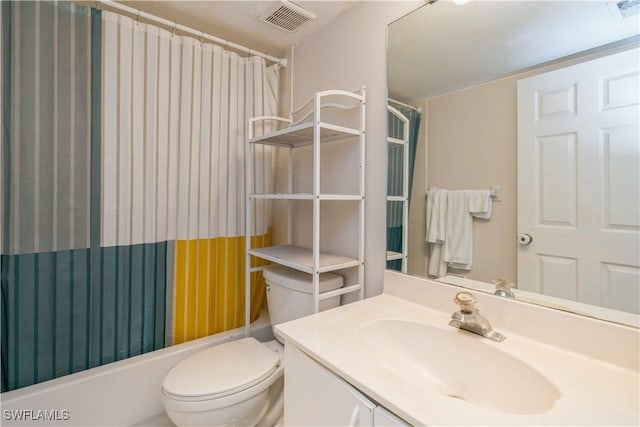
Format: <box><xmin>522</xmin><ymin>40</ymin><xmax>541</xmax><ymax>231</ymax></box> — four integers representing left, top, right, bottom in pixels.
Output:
<box><xmin>386</xmin><ymin>105</ymin><xmax>409</xmax><ymax>273</ymax></box>
<box><xmin>245</xmin><ymin>88</ymin><xmax>366</xmax><ymax>332</ymax></box>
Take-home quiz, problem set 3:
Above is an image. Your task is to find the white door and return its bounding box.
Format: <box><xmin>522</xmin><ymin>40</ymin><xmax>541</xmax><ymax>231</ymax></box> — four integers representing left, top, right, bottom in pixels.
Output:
<box><xmin>517</xmin><ymin>47</ymin><xmax>640</xmax><ymax>313</ymax></box>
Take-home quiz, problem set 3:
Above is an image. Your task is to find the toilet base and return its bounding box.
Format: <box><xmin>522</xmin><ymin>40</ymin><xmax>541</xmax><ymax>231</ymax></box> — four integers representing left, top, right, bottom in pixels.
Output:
<box><xmin>164</xmin><ymin>387</ymin><xmax>270</xmax><ymax>427</ymax></box>
<box><xmin>256</xmin><ymin>376</ymin><xmax>284</xmax><ymax>427</ymax></box>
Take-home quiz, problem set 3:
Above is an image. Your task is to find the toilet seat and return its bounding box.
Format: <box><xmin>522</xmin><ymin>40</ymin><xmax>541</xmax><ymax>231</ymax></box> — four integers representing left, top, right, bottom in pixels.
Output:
<box><xmin>163</xmin><ymin>338</ymin><xmax>280</xmax><ymax>402</ymax></box>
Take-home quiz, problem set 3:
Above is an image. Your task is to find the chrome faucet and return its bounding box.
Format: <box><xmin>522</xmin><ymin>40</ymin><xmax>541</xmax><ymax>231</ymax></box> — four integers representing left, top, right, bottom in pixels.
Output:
<box><xmin>449</xmin><ymin>291</ymin><xmax>506</xmax><ymax>342</ymax></box>
<box><xmin>493</xmin><ymin>278</ymin><xmax>515</xmax><ymax>299</ymax></box>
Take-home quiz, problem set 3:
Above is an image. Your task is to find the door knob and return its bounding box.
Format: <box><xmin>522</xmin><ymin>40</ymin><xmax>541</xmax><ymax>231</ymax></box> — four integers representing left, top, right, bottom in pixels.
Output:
<box><xmin>518</xmin><ymin>233</ymin><xmax>533</xmax><ymax>245</ymax></box>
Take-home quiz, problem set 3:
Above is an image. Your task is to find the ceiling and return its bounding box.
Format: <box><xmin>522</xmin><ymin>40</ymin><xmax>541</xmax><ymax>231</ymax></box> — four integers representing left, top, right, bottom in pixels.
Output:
<box><xmin>388</xmin><ymin>1</ymin><xmax>640</xmax><ymax>102</ymax></box>
<box><xmin>119</xmin><ymin>1</ymin><xmax>357</xmax><ymax>58</ymax></box>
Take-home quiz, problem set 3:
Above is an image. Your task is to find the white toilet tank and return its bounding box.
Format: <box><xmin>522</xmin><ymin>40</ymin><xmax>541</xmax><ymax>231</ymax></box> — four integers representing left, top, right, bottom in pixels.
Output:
<box><xmin>262</xmin><ymin>265</ymin><xmax>343</xmax><ymax>333</ymax></box>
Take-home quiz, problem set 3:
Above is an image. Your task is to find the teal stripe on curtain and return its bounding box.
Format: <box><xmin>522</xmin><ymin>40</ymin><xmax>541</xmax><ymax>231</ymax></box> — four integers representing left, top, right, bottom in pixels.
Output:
<box><xmin>0</xmin><ymin>243</ymin><xmax>168</xmax><ymax>392</ymax></box>
<box><xmin>406</xmin><ymin>110</ymin><xmax>422</xmax><ymax>206</ymax></box>
<box><xmin>90</xmin><ymin>5</ymin><xmax>102</xmax><ymax>248</ymax></box>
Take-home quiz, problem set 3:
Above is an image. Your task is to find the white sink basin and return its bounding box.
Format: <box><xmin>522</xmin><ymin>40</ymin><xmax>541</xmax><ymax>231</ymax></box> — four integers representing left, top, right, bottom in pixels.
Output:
<box><xmin>359</xmin><ymin>319</ymin><xmax>561</xmax><ymax>415</ymax></box>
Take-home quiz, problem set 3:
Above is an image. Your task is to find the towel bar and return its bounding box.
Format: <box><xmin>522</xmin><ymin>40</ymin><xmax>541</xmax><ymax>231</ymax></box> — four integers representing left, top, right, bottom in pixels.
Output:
<box><xmin>426</xmin><ymin>186</ymin><xmax>502</xmax><ymax>202</ymax></box>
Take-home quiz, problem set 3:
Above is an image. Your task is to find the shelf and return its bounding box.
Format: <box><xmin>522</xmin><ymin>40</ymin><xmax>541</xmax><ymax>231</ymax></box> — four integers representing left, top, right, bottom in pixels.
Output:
<box><xmin>386</xmin><ymin>196</ymin><xmax>408</xmax><ymax>202</ymax></box>
<box><xmin>386</xmin><ymin>251</ymin><xmax>403</xmax><ymax>261</ymax></box>
<box><xmin>249</xmin><ymin>193</ymin><xmax>362</xmax><ymax>201</ymax></box>
<box><xmin>317</xmin><ymin>284</ymin><xmax>362</xmax><ymax>300</ymax></box>
<box><xmin>387</xmin><ymin>137</ymin><xmax>406</xmax><ymax>145</ymax></box>
<box><xmin>246</xmin><ymin>87</ymin><xmax>366</xmax><ymax>318</ymax></box>
<box><xmin>249</xmin><ymin>245</ymin><xmax>359</xmax><ymax>274</ymax></box>
<box><xmin>250</xmin><ymin>122</ymin><xmax>360</xmax><ymax>148</ymax></box>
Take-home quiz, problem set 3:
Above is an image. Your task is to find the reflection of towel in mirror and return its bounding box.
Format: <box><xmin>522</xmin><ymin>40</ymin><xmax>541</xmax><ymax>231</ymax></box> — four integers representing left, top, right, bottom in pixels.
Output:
<box><xmin>426</xmin><ymin>188</ymin><xmax>448</xmax><ymax>277</ymax></box>
<box><xmin>469</xmin><ymin>189</ymin><xmax>492</xmax><ymax>219</ymax></box>
<box><xmin>444</xmin><ymin>190</ymin><xmax>492</xmax><ymax>271</ymax></box>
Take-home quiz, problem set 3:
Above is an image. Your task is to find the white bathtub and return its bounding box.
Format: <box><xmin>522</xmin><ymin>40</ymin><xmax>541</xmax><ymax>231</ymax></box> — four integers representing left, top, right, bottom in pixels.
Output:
<box><xmin>0</xmin><ymin>311</ymin><xmax>274</xmax><ymax>427</ymax></box>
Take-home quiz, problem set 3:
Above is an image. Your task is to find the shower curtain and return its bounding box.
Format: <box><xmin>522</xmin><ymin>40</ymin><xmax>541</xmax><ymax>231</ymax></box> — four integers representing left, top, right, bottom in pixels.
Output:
<box><xmin>386</xmin><ymin>106</ymin><xmax>421</xmax><ymax>271</ymax></box>
<box><xmin>1</xmin><ymin>1</ymin><xmax>279</xmax><ymax>392</ymax></box>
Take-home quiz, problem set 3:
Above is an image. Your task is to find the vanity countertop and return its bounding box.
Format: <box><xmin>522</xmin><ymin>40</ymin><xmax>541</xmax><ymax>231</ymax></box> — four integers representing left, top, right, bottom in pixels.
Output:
<box><xmin>275</xmin><ymin>273</ymin><xmax>640</xmax><ymax>426</ymax></box>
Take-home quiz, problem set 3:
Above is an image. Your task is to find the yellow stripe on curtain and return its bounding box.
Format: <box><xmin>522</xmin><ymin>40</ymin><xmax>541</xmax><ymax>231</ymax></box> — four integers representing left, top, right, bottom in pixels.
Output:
<box><xmin>173</xmin><ymin>229</ymin><xmax>272</xmax><ymax>344</ymax></box>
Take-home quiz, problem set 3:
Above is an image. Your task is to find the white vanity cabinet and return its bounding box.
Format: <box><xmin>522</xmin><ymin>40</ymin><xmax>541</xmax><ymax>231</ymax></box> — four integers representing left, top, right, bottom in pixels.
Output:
<box><xmin>284</xmin><ymin>344</ymin><xmax>409</xmax><ymax>427</ymax></box>
<box><xmin>374</xmin><ymin>407</ymin><xmax>411</xmax><ymax>427</ymax></box>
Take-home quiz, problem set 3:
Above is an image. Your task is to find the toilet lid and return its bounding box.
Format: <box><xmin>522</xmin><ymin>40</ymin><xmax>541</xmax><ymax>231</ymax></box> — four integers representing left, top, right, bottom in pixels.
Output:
<box><xmin>162</xmin><ymin>337</ymin><xmax>279</xmax><ymax>400</ymax></box>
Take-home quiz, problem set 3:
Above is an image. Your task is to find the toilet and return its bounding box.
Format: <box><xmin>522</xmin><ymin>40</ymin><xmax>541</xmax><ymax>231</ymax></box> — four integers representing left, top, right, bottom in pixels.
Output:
<box><xmin>161</xmin><ymin>265</ymin><xmax>343</xmax><ymax>426</ymax></box>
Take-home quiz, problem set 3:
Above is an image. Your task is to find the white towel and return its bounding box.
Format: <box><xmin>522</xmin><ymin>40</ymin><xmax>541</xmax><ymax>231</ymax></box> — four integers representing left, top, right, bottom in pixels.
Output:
<box><xmin>426</xmin><ymin>188</ymin><xmax>447</xmax><ymax>243</ymax></box>
<box><xmin>425</xmin><ymin>189</ymin><xmax>436</xmax><ymax>242</ymax></box>
<box><xmin>444</xmin><ymin>190</ymin><xmax>473</xmax><ymax>267</ymax></box>
<box><xmin>469</xmin><ymin>189</ymin><xmax>492</xmax><ymax>220</ymax></box>
<box><xmin>443</xmin><ymin>190</ymin><xmax>493</xmax><ymax>271</ymax></box>
<box><xmin>426</xmin><ymin>188</ymin><xmax>448</xmax><ymax>277</ymax></box>
<box><xmin>428</xmin><ymin>243</ymin><xmax>449</xmax><ymax>278</ymax></box>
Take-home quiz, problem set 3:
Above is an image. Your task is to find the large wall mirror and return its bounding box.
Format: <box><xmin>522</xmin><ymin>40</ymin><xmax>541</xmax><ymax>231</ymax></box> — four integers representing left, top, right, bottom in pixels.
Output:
<box><xmin>387</xmin><ymin>0</ymin><xmax>640</xmax><ymax>326</ymax></box>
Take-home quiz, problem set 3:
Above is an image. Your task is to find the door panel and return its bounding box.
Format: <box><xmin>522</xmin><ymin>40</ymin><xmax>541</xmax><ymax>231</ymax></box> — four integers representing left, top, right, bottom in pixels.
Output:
<box><xmin>602</xmin><ymin>71</ymin><xmax>640</xmax><ymax>110</ymax></box>
<box><xmin>602</xmin><ymin>125</ymin><xmax>640</xmax><ymax>229</ymax></box>
<box><xmin>537</xmin><ymin>133</ymin><xmax>577</xmax><ymax>227</ymax></box>
<box><xmin>602</xmin><ymin>263</ymin><xmax>640</xmax><ymax>313</ymax></box>
<box><xmin>538</xmin><ymin>254</ymin><xmax>578</xmax><ymax>300</ymax></box>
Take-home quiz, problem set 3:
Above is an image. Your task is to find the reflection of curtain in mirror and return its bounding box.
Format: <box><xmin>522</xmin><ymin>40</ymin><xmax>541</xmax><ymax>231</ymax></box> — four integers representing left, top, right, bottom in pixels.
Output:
<box><xmin>386</xmin><ymin>106</ymin><xmax>421</xmax><ymax>271</ymax></box>
<box><xmin>1</xmin><ymin>2</ymin><xmax>278</xmax><ymax>392</ymax></box>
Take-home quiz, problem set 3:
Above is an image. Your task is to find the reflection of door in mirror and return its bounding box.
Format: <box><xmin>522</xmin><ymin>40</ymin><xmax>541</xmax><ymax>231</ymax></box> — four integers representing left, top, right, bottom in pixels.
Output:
<box><xmin>517</xmin><ymin>48</ymin><xmax>640</xmax><ymax>314</ymax></box>
<box><xmin>386</xmin><ymin>102</ymin><xmax>422</xmax><ymax>273</ymax></box>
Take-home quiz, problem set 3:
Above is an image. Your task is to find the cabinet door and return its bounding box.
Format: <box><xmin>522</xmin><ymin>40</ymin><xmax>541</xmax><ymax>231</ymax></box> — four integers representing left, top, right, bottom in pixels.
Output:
<box><xmin>373</xmin><ymin>406</ymin><xmax>410</xmax><ymax>427</ymax></box>
<box><xmin>285</xmin><ymin>344</ymin><xmax>375</xmax><ymax>426</ymax></box>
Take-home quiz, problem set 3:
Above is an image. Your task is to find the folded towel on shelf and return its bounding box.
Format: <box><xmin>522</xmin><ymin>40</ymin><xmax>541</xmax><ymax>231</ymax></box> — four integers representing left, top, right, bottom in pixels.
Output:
<box><xmin>426</xmin><ymin>188</ymin><xmax>448</xmax><ymax>277</ymax></box>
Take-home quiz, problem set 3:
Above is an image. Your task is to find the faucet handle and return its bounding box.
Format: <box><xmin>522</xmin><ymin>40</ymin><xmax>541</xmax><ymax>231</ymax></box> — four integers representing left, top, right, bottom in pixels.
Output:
<box><xmin>493</xmin><ymin>278</ymin><xmax>515</xmax><ymax>298</ymax></box>
<box><xmin>453</xmin><ymin>291</ymin><xmax>478</xmax><ymax>314</ymax></box>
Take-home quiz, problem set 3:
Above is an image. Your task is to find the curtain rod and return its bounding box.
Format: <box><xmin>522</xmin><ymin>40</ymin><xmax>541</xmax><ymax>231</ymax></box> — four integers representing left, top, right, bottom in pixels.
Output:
<box><xmin>388</xmin><ymin>97</ymin><xmax>421</xmax><ymax>113</ymax></box>
<box><xmin>96</xmin><ymin>0</ymin><xmax>288</xmax><ymax>67</ymax></box>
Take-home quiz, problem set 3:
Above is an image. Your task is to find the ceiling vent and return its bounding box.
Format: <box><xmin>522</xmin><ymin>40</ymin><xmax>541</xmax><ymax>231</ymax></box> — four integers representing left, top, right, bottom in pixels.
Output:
<box><xmin>607</xmin><ymin>0</ymin><xmax>640</xmax><ymax>20</ymax></box>
<box><xmin>259</xmin><ymin>1</ymin><xmax>317</xmax><ymax>33</ymax></box>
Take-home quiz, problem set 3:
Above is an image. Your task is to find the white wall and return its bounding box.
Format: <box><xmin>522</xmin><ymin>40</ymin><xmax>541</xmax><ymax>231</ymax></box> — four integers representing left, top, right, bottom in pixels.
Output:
<box><xmin>285</xmin><ymin>1</ymin><xmax>423</xmax><ymax>297</ymax></box>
